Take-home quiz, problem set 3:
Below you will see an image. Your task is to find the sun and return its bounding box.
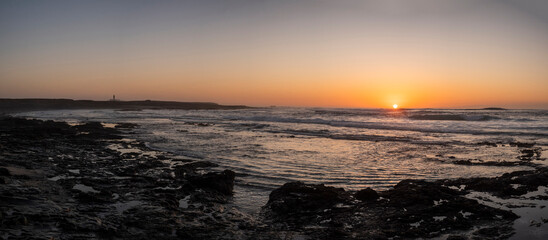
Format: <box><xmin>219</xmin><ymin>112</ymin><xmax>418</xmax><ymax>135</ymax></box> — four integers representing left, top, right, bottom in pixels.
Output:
<box><xmin>392</xmin><ymin>104</ymin><xmax>398</xmax><ymax>109</ymax></box>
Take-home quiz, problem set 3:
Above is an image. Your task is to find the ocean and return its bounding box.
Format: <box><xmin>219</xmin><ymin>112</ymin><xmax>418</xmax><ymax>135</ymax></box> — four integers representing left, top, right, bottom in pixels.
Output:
<box><xmin>16</xmin><ymin>107</ymin><xmax>548</xmax><ymax>213</ymax></box>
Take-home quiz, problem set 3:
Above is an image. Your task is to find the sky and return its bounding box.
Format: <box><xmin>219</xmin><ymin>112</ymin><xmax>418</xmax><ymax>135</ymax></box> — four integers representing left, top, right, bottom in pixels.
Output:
<box><xmin>1</xmin><ymin>0</ymin><xmax>547</xmax><ymax>109</ymax></box>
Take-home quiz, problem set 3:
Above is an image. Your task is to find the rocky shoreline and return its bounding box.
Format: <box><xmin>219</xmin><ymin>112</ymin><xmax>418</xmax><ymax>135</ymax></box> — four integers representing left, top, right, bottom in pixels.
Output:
<box><xmin>1</xmin><ymin>117</ymin><xmax>547</xmax><ymax>239</ymax></box>
<box><xmin>0</xmin><ymin>99</ymin><xmax>249</xmax><ymax>115</ymax></box>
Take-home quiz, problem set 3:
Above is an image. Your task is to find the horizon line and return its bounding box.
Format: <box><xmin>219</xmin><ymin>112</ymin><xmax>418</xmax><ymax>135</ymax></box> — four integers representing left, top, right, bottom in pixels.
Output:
<box><xmin>1</xmin><ymin>98</ymin><xmax>546</xmax><ymax>110</ymax></box>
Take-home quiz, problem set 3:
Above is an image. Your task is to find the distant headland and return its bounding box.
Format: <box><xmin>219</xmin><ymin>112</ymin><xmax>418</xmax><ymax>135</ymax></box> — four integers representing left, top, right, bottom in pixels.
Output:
<box><xmin>0</xmin><ymin>98</ymin><xmax>248</xmax><ymax>114</ymax></box>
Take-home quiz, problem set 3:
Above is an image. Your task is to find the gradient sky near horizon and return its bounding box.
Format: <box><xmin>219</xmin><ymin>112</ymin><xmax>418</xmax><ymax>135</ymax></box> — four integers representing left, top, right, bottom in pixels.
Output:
<box><xmin>1</xmin><ymin>0</ymin><xmax>547</xmax><ymax>108</ymax></box>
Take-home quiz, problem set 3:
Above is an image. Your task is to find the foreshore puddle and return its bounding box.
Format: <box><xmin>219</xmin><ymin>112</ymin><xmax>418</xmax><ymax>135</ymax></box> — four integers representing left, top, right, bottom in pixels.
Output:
<box><xmin>72</xmin><ymin>184</ymin><xmax>100</xmax><ymax>194</ymax></box>
<box><xmin>48</xmin><ymin>175</ymin><xmax>75</xmax><ymax>181</ymax></box>
<box><xmin>112</xmin><ymin>201</ymin><xmax>143</xmax><ymax>214</ymax></box>
<box><xmin>465</xmin><ymin>188</ymin><xmax>548</xmax><ymax>239</ymax></box>
<box><xmin>178</xmin><ymin>196</ymin><xmax>191</xmax><ymax>208</ymax></box>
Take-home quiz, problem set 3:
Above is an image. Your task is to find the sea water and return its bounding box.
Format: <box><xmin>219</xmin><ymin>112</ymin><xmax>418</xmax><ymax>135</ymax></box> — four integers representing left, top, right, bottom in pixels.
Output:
<box><xmin>16</xmin><ymin>107</ymin><xmax>548</xmax><ymax>213</ymax></box>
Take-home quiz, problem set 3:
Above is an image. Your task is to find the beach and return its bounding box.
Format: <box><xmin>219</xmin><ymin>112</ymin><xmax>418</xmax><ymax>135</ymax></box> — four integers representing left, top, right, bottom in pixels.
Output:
<box><xmin>1</xmin><ymin>107</ymin><xmax>547</xmax><ymax>239</ymax></box>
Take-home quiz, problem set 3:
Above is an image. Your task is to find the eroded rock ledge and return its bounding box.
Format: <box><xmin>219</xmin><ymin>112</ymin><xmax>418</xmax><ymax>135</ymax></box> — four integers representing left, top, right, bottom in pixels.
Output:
<box><xmin>261</xmin><ymin>169</ymin><xmax>548</xmax><ymax>239</ymax></box>
<box><xmin>0</xmin><ymin>117</ymin><xmax>253</xmax><ymax>239</ymax></box>
<box><xmin>262</xmin><ymin>181</ymin><xmax>518</xmax><ymax>239</ymax></box>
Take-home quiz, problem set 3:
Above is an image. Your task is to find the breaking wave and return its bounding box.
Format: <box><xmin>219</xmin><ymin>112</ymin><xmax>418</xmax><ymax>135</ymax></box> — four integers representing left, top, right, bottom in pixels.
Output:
<box><xmin>408</xmin><ymin>114</ymin><xmax>499</xmax><ymax>121</ymax></box>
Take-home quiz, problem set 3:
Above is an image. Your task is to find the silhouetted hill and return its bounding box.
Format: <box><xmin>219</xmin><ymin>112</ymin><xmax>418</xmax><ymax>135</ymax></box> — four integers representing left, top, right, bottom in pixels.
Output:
<box><xmin>0</xmin><ymin>98</ymin><xmax>248</xmax><ymax>113</ymax></box>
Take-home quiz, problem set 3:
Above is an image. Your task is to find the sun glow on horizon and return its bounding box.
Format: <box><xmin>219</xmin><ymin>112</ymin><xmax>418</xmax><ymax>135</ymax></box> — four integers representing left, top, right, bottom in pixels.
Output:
<box><xmin>393</xmin><ymin>104</ymin><xmax>398</xmax><ymax>109</ymax></box>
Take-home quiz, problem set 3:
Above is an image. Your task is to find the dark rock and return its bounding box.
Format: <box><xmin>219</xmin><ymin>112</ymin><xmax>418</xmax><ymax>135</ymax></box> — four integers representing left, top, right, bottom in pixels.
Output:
<box><xmin>454</xmin><ymin>160</ymin><xmax>473</xmax><ymax>165</ymax></box>
<box><xmin>72</xmin><ymin>121</ymin><xmax>122</xmax><ymax>139</ymax></box>
<box><xmin>354</xmin><ymin>187</ymin><xmax>378</xmax><ymax>202</ymax></box>
<box><xmin>520</xmin><ymin>149</ymin><xmax>535</xmax><ymax>159</ymax></box>
<box><xmin>0</xmin><ymin>167</ymin><xmax>10</xmax><ymax>176</ymax></box>
<box><xmin>115</xmin><ymin>122</ymin><xmax>138</xmax><ymax>129</ymax></box>
<box><xmin>266</xmin><ymin>181</ymin><xmax>347</xmax><ymax>215</ymax></box>
<box><xmin>441</xmin><ymin>168</ymin><xmax>548</xmax><ymax>198</ymax></box>
<box><xmin>383</xmin><ymin>180</ymin><xmax>461</xmax><ymax>207</ymax></box>
<box><xmin>189</xmin><ymin>170</ymin><xmax>235</xmax><ymax>195</ymax></box>
<box><xmin>174</xmin><ymin>161</ymin><xmax>219</xmax><ymax>178</ymax></box>
<box><xmin>511</xmin><ymin>142</ymin><xmax>535</xmax><ymax>148</ymax></box>
<box><xmin>75</xmin><ymin>192</ymin><xmax>112</xmax><ymax>203</ymax></box>
<box><xmin>453</xmin><ymin>159</ymin><xmax>520</xmax><ymax>166</ymax></box>
<box><xmin>519</xmin><ymin>147</ymin><xmax>542</xmax><ymax>161</ymax></box>
<box><xmin>183</xmin><ymin>122</ymin><xmax>212</xmax><ymax>127</ymax></box>
<box><xmin>477</xmin><ymin>141</ymin><xmax>498</xmax><ymax>147</ymax></box>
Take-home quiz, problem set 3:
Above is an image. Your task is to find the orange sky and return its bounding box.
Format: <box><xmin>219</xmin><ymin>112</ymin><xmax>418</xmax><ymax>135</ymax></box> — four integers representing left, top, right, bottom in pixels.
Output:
<box><xmin>1</xmin><ymin>0</ymin><xmax>548</xmax><ymax>109</ymax></box>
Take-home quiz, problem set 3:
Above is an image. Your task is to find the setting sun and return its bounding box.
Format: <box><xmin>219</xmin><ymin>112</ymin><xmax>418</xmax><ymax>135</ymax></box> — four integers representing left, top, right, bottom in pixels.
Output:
<box><xmin>393</xmin><ymin>104</ymin><xmax>398</xmax><ymax>109</ymax></box>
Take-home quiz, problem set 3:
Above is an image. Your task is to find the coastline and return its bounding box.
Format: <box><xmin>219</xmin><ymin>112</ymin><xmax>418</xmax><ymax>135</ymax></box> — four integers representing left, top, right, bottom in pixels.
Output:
<box><xmin>0</xmin><ymin>116</ymin><xmax>257</xmax><ymax>239</ymax></box>
<box><xmin>0</xmin><ymin>99</ymin><xmax>249</xmax><ymax>115</ymax></box>
<box><xmin>1</xmin><ymin>116</ymin><xmax>547</xmax><ymax>239</ymax></box>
